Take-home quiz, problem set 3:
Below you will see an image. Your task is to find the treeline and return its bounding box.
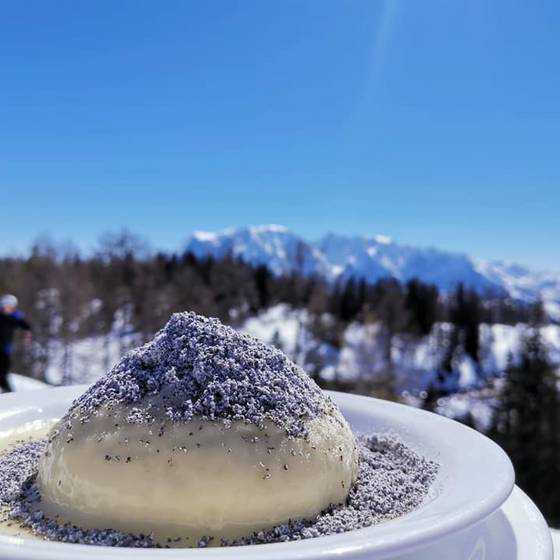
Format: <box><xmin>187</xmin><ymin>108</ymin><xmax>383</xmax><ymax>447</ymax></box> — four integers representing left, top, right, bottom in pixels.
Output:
<box><xmin>0</xmin><ymin>232</ymin><xmax>543</xmax><ymax>381</ymax></box>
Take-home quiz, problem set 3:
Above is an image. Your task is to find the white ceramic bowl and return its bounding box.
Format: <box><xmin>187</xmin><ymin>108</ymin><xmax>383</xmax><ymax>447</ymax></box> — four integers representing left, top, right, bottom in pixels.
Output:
<box><xmin>387</xmin><ymin>486</ymin><xmax>552</xmax><ymax>560</ymax></box>
<box><xmin>0</xmin><ymin>387</ymin><xmax>515</xmax><ymax>560</ymax></box>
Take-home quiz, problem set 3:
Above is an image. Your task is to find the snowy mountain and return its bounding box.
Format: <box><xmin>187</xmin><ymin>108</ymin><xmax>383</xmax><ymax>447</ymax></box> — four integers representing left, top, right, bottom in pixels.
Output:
<box><xmin>474</xmin><ymin>260</ymin><xmax>560</xmax><ymax>320</ymax></box>
<box><xmin>184</xmin><ymin>226</ymin><xmax>560</xmax><ymax>319</ymax></box>
<box><xmin>186</xmin><ymin>225</ymin><xmax>332</xmax><ymax>278</ymax></box>
<box><xmin>317</xmin><ymin>233</ymin><xmax>503</xmax><ymax>294</ymax></box>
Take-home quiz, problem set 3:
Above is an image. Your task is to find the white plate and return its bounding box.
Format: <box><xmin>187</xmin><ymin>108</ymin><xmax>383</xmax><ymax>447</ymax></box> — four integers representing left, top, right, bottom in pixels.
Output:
<box><xmin>0</xmin><ymin>387</ymin><xmax>515</xmax><ymax>560</ymax></box>
<box><xmin>390</xmin><ymin>486</ymin><xmax>553</xmax><ymax>560</ymax></box>
<box><xmin>499</xmin><ymin>486</ymin><xmax>552</xmax><ymax>560</ymax></box>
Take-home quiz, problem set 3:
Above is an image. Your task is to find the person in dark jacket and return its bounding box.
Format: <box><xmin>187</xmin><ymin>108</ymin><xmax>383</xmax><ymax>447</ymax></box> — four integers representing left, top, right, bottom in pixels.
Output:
<box><xmin>0</xmin><ymin>295</ymin><xmax>32</xmax><ymax>392</ymax></box>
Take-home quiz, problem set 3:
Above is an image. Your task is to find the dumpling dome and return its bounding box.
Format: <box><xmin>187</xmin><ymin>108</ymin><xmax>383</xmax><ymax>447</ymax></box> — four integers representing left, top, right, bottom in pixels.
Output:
<box><xmin>37</xmin><ymin>312</ymin><xmax>358</xmax><ymax>545</ymax></box>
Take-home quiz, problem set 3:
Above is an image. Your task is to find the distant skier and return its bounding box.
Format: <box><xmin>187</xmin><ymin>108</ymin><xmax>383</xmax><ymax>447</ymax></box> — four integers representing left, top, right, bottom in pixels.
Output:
<box><xmin>0</xmin><ymin>295</ymin><xmax>32</xmax><ymax>392</ymax></box>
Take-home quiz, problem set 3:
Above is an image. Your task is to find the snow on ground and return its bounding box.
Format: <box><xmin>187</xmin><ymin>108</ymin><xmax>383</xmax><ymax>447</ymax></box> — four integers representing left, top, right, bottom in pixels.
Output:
<box><xmin>44</xmin><ymin>332</ymin><xmax>140</xmax><ymax>386</ymax></box>
<box><xmin>242</xmin><ymin>304</ymin><xmax>307</xmax><ymax>357</ymax></box>
<box><xmin>434</xmin><ymin>382</ymin><xmax>502</xmax><ymax>432</ymax></box>
<box><xmin>7</xmin><ymin>373</ymin><xmax>50</xmax><ymax>391</ymax></box>
<box><xmin>479</xmin><ymin>323</ymin><xmax>523</xmax><ymax>372</ymax></box>
<box><xmin>241</xmin><ymin>305</ymin><xmax>560</xmax><ymax>394</ymax></box>
<box><xmin>336</xmin><ymin>322</ymin><xmax>385</xmax><ymax>382</ymax></box>
<box><xmin>240</xmin><ymin>304</ymin><xmax>560</xmax><ymax>430</ymax></box>
<box><xmin>240</xmin><ymin>304</ymin><xmax>339</xmax><ymax>378</ymax></box>
<box><xmin>542</xmin><ymin>324</ymin><xmax>560</xmax><ymax>364</ymax></box>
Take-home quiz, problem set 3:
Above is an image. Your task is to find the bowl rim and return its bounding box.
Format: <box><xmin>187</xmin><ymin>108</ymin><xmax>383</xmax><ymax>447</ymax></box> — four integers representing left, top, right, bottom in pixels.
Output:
<box><xmin>0</xmin><ymin>386</ymin><xmax>515</xmax><ymax>560</ymax></box>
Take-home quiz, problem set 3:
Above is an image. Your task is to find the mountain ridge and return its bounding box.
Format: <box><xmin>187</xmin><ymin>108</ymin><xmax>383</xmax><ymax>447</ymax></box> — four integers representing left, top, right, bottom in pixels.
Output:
<box><xmin>184</xmin><ymin>225</ymin><xmax>560</xmax><ymax>320</ymax></box>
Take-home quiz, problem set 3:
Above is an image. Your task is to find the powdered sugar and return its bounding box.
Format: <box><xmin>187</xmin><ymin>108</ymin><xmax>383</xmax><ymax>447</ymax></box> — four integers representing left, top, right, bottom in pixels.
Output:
<box><xmin>65</xmin><ymin>312</ymin><xmax>331</xmax><ymax>437</ymax></box>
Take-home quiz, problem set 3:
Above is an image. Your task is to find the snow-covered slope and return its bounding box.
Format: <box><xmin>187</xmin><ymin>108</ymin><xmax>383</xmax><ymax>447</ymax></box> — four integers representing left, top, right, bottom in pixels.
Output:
<box><xmin>240</xmin><ymin>305</ymin><xmax>560</xmax><ymax>394</ymax></box>
<box><xmin>7</xmin><ymin>373</ymin><xmax>50</xmax><ymax>391</ymax></box>
<box><xmin>184</xmin><ymin>226</ymin><xmax>560</xmax><ymax>319</ymax></box>
<box><xmin>43</xmin><ymin>332</ymin><xmax>140</xmax><ymax>386</ymax></box>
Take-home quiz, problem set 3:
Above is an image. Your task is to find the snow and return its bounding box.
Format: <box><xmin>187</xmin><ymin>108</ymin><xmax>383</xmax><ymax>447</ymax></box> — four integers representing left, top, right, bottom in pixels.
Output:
<box><xmin>241</xmin><ymin>304</ymin><xmax>306</xmax><ymax>356</ymax></box>
<box><xmin>192</xmin><ymin>231</ymin><xmax>219</xmax><ymax>243</ymax></box>
<box><xmin>545</xmin><ymin>300</ymin><xmax>560</xmax><ymax>322</ymax></box>
<box><xmin>542</xmin><ymin>325</ymin><xmax>560</xmax><ymax>364</ymax></box>
<box><xmin>373</xmin><ymin>234</ymin><xmax>392</xmax><ymax>245</ymax></box>
<box><xmin>250</xmin><ymin>224</ymin><xmax>289</xmax><ymax>234</ymax></box>
<box><xmin>336</xmin><ymin>322</ymin><xmax>385</xmax><ymax>382</ymax></box>
<box><xmin>238</xmin><ymin>303</ymin><xmax>560</xmax><ymax>433</ymax></box>
<box><xmin>43</xmin><ymin>332</ymin><xmax>140</xmax><ymax>386</ymax></box>
<box><xmin>8</xmin><ymin>373</ymin><xmax>49</xmax><ymax>391</ymax></box>
<box><xmin>240</xmin><ymin>305</ymin><xmax>560</xmax><ymax>395</ymax></box>
<box><xmin>239</xmin><ymin>304</ymin><xmax>339</xmax><ymax>379</ymax></box>
<box><xmin>475</xmin><ymin>259</ymin><xmax>560</xmax><ymax>321</ymax></box>
<box><xmin>435</xmin><ymin>390</ymin><xmax>496</xmax><ymax>432</ymax></box>
<box><xmin>185</xmin><ymin>226</ymin><xmax>333</xmax><ymax>278</ymax></box>
<box><xmin>184</xmin><ymin>226</ymin><xmax>560</xmax><ymax>316</ymax></box>
<box><xmin>456</xmin><ymin>356</ymin><xmax>479</xmax><ymax>388</ymax></box>
<box><xmin>479</xmin><ymin>324</ymin><xmax>524</xmax><ymax>372</ymax></box>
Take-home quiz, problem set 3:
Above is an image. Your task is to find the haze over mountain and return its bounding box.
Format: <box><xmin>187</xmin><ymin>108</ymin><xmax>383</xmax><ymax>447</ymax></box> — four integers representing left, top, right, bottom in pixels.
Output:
<box><xmin>184</xmin><ymin>225</ymin><xmax>560</xmax><ymax>320</ymax></box>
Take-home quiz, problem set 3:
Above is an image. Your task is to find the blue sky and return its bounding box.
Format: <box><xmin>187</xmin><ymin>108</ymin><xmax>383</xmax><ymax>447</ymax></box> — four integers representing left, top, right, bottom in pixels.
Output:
<box><xmin>1</xmin><ymin>1</ymin><xmax>559</xmax><ymax>270</ymax></box>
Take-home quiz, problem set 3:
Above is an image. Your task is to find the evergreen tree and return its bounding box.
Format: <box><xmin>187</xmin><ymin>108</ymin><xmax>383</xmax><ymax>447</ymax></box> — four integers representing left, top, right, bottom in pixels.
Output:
<box><xmin>490</xmin><ymin>330</ymin><xmax>560</xmax><ymax>526</ymax></box>
<box><xmin>449</xmin><ymin>283</ymin><xmax>481</xmax><ymax>362</ymax></box>
<box><xmin>339</xmin><ymin>279</ymin><xmax>360</xmax><ymax>321</ymax></box>
<box><xmin>404</xmin><ymin>279</ymin><xmax>438</xmax><ymax>335</ymax></box>
<box><xmin>254</xmin><ymin>265</ymin><xmax>270</xmax><ymax>309</ymax></box>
